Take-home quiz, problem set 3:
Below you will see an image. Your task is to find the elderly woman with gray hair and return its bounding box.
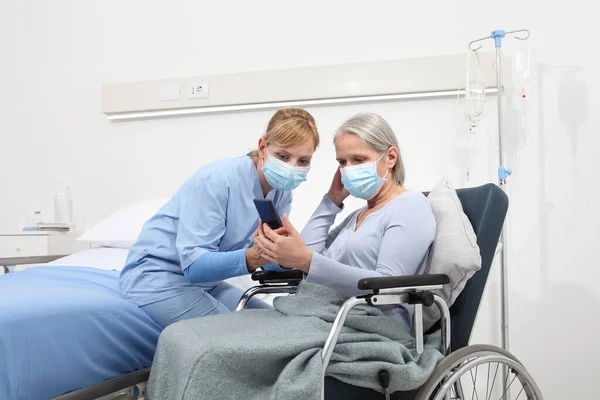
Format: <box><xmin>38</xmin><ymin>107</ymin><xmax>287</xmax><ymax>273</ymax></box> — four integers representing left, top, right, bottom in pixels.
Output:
<box><xmin>147</xmin><ymin>113</ymin><xmax>441</xmax><ymax>400</ymax></box>
<box><xmin>255</xmin><ymin>112</ymin><xmax>436</xmax><ymax>326</ymax></box>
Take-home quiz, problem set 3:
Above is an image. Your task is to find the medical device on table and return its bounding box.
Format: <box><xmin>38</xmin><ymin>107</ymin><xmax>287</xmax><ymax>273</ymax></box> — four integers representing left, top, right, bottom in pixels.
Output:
<box><xmin>54</xmin><ymin>183</ymin><xmax>74</xmax><ymax>224</ymax></box>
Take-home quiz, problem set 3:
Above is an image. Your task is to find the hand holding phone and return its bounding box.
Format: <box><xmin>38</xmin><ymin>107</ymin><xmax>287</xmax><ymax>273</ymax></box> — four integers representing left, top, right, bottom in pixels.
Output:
<box><xmin>254</xmin><ymin>212</ymin><xmax>313</xmax><ymax>273</ymax></box>
<box><xmin>253</xmin><ymin>199</ymin><xmax>295</xmax><ymax>270</ymax></box>
<box><xmin>253</xmin><ymin>199</ymin><xmax>283</xmax><ymax>230</ymax></box>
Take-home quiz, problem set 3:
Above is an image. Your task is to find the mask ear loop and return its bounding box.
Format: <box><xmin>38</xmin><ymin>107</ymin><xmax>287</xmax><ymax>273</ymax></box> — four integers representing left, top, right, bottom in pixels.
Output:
<box><xmin>377</xmin><ymin>149</ymin><xmax>391</xmax><ymax>180</ymax></box>
<box><xmin>260</xmin><ymin>144</ymin><xmax>270</xmax><ymax>170</ymax></box>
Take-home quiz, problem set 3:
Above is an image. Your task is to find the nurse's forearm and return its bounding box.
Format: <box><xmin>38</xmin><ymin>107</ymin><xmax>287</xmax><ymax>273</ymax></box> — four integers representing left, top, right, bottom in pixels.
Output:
<box><xmin>183</xmin><ymin>249</ymin><xmax>248</xmax><ymax>283</ymax></box>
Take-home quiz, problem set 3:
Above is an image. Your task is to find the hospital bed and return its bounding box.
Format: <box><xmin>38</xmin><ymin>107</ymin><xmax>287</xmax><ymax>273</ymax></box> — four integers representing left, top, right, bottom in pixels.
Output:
<box><xmin>0</xmin><ymin>248</ymin><xmax>256</xmax><ymax>400</ymax></box>
<box><xmin>236</xmin><ymin>183</ymin><xmax>543</xmax><ymax>399</ymax></box>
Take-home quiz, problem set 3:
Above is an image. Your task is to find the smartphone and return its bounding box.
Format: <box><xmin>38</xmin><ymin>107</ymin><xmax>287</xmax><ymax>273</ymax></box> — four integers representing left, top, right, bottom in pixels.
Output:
<box><xmin>253</xmin><ymin>199</ymin><xmax>283</xmax><ymax>230</ymax></box>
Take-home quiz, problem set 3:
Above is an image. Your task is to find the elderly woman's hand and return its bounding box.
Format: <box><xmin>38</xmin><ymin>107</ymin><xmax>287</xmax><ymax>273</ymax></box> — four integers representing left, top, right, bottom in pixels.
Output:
<box><xmin>327</xmin><ymin>167</ymin><xmax>349</xmax><ymax>207</ymax></box>
<box><xmin>255</xmin><ymin>215</ymin><xmax>313</xmax><ymax>273</ymax></box>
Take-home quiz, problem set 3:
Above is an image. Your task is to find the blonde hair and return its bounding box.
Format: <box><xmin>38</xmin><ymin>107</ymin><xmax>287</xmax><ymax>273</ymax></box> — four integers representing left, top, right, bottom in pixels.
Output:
<box><xmin>335</xmin><ymin>113</ymin><xmax>405</xmax><ymax>186</ymax></box>
<box><xmin>263</xmin><ymin>108</ymin><xmax>320</xmax><ymax>149</ymax></box>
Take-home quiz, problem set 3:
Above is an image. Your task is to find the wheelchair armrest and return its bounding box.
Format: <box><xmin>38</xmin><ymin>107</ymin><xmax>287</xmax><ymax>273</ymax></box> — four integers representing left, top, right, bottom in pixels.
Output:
<box><xmin>357</xmin><ymin>274</ymin><xmax>450</xmax><ymax>291</ymax></box>
<box><xmin>251</xmin><ymin>269</ymin><xmax>304</xmax><ymax>284</ymax></box>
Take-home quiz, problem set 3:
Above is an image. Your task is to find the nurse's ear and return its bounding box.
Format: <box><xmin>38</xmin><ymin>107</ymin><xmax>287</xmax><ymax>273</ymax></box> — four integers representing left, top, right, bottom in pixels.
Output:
<box><xmin>257</xmin><ymin>137</ymin><xmax>268</xmax><ymax>159</ymax></box>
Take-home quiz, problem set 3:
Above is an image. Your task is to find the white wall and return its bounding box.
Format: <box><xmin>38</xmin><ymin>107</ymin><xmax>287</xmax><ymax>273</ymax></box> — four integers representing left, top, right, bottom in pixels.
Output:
<box><xmin>1</xmin><ymin>1</ymin><xmax>599</xmax><ymax>398</ymax></box>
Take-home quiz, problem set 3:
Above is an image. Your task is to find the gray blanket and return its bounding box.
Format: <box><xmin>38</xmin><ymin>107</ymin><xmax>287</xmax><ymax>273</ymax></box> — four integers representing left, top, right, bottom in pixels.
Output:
<box><xmin>147</xmin><ymin>282</ymin><xmax>444</xmax><ymax>400</ymax></box>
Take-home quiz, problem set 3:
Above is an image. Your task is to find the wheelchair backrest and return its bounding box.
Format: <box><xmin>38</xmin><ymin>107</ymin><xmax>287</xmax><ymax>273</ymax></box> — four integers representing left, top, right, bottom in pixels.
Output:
<box><xmin>424</xmin><ymin>183</ymin><xmax>508</xmax><ymax>351</ymax></box>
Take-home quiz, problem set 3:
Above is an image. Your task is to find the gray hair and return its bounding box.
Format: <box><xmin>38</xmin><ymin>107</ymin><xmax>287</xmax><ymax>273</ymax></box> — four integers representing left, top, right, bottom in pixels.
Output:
<box><xmin>334</xmin><ymin>113</ymin><xmax>405</xmax><ymax>186</ymax></box>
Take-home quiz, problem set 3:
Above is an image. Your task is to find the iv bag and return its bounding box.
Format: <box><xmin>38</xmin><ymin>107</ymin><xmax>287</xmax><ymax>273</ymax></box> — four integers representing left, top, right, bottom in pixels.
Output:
<box><xmin>465</xmin><ymin>80</ymin><xmax>486</xmax><ymax>122</ymax></box>
<box><xmin>463</xmin><ymin>50</ymin><xmax>486</xmax><ymax>123</ymax></box>
<box><xmin>513</xmin><ymin>46</ymin><xmax>532</xmax><ymax>84</ymax></box>
<box><xmin>512</xmin><ymin>45</ymin><xmax>534</xmax><ymax>106</ymax></box>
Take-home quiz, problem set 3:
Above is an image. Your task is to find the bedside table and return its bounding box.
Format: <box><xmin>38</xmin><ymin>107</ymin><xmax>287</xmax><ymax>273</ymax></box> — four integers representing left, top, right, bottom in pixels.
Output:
<box><xmin>0</xmin><ymin>231</ymin><xmax>91</xmax><ymax>273</ymax></box>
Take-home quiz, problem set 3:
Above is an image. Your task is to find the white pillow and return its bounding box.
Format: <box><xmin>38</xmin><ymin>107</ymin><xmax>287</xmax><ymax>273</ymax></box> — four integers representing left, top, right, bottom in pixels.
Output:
<box><xmin>77</xmin><ymin>198</ymin><xmax>169</xmax><ymax>249</ymax></box>
<box><xmin>422</xmin><ymin>176</ymin><xmax>482</xmax><ymax>331</ymax></box>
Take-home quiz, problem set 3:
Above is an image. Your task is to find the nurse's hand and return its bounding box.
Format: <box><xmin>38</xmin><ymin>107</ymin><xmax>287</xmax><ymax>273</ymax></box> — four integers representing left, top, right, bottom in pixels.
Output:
<box><xmin>327</xmin><ymin>167</ymin><xmax>349</xmax><ymax>207</ymax></box>
<box><xmin>246</xmin><ymin>224</ymin><xmax>272</xmax><ymax>272</ymax></box>
<box><xmin>246</xmin><ymin>246</ymin><xmax>269</xmax><ymax>272</ymax></box>
<box><xmin>246</xmin><ymin>222</ymin><xmax>285</xmax><ymax>272</ymax></box>
<box><xmin>256</xmin><ymin>214</ymin><xmax>313</xmax><ymax>273</ymax></box>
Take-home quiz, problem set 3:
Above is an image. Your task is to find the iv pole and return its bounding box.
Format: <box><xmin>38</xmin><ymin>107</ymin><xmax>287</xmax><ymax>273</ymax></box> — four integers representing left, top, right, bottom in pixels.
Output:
<box><xmin>467</xmin><ymin>29</ymin><xmax>530</xmax><ymax>357</ymax></box>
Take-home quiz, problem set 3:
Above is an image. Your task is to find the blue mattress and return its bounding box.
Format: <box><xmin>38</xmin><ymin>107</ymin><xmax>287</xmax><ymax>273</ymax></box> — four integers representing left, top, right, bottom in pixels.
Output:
<box><xmin>0</xmin><ymin>266</ymin><xmax>162</xmax><ymax>400</ymax></box>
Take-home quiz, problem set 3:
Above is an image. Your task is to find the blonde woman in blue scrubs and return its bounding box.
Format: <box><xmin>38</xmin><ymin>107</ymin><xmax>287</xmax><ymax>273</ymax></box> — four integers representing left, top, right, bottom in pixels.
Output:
<box><xmin>119</xmin><ymin>108</ymin><xmax>320</xmax><ymax>328</ymax></box>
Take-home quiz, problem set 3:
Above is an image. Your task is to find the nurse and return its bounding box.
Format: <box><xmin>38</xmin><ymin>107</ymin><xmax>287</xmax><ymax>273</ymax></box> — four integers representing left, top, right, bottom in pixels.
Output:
<box><xmin>119</xmin><ymin>108</ymin><xmax>320</xmax><ymax>328</ymax></box>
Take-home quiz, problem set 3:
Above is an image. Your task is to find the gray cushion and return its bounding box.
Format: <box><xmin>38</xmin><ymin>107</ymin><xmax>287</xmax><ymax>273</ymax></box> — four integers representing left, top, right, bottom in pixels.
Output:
<box><xmin>422</xmin><ymin>176</ymin><xmax>482</xmax><ymax>331</ymax></box>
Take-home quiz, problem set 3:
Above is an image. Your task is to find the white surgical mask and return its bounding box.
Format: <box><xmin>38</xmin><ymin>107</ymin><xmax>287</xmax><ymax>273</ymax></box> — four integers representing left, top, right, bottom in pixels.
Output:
<box><xmin>262</xmin><ymin>153</ymin><xmax>310</xmax><ymax>191</ymax></box>
<box><xmin>340</xmin><ymin>153</ymin><xmax>388</xmax><ymax>200</ymax></box>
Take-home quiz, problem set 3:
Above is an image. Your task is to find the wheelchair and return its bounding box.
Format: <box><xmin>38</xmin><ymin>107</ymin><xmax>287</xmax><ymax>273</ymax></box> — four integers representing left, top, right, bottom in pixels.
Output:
<box><xmin>236</xmin><ymin>183</ymin><xmax>543</xmax><ymax>400</ymax></box>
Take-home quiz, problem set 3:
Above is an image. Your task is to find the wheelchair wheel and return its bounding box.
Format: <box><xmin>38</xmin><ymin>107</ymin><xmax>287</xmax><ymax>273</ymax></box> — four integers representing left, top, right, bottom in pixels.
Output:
<box><xmin>414</xmin><ymin>344</ymin><xmax>543</xmax><ymax>400</ymax></box>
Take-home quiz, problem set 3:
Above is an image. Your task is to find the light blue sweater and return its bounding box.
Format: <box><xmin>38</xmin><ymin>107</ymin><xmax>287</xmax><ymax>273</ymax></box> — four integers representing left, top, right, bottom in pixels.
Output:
<box><xmin>301</xmin><ymin>191</ymin><xmax>437</xmax><ymax>326</ymax></box>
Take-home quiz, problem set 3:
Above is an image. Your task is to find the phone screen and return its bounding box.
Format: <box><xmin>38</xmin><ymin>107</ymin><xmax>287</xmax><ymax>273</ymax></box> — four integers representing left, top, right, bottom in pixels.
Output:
<box><xmin>253</xmin><ymin>199</ymin><xmax>283</xmax><ymax>230</ymax></box>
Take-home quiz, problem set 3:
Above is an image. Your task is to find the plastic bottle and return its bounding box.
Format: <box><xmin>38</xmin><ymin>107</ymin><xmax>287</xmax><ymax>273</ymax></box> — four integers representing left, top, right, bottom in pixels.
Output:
<box><xmin>54</xmin><ymin>183</ymin><xmax>73</xmax><ymax>224</ymax></box>
<box><xmin>32</xmin><ymin>210</ymin><xmax>44</xmax><ymax>225</ymax></box>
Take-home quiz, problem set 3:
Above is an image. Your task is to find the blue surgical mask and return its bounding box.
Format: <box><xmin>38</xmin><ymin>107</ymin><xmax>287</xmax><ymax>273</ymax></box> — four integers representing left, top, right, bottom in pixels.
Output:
<box><xmin>340</xmin><ymin>153</ymin><xmax>388</xmax><ymax>200</ymax></box>
<box><xmin>262</xmin><ymin>154</ymin><xmax>310</xmax><ymax>191</ymax></box>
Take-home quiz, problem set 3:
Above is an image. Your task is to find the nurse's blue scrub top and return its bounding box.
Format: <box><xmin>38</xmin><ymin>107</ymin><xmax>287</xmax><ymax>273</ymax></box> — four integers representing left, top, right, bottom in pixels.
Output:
<box><xmin>119</xmin><ymin>155</ymin><xmax>292</xmax><ymax>306</ymax></box>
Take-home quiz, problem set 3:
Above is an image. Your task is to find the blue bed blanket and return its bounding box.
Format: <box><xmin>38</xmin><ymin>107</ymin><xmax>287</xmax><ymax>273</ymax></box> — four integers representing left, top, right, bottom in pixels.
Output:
<box><xmin>0</xmin><ymin>266</ymin><xmax>162</xmax><ymax>400</ymax></box>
